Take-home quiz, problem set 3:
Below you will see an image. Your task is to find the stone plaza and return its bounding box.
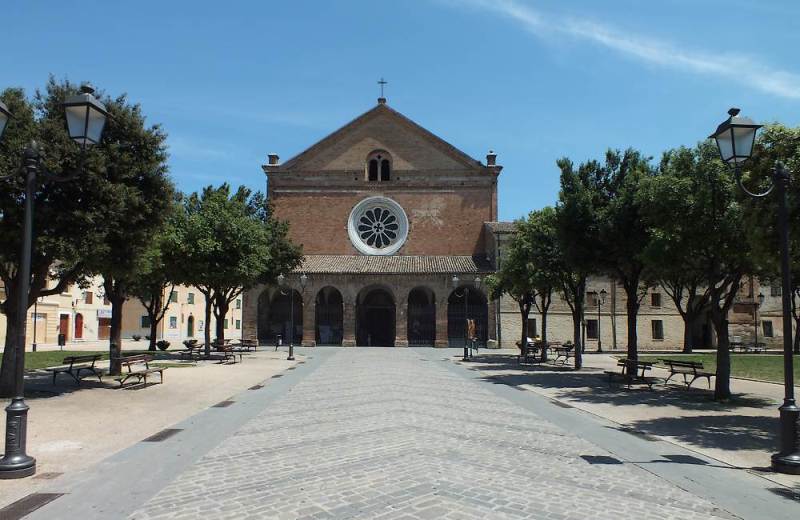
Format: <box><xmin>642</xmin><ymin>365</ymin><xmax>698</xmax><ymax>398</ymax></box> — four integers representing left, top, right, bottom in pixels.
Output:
<box><xmin>15</xmin><ymin>348</ymin><xmax>796</xmax><ymax>520</ymax></box>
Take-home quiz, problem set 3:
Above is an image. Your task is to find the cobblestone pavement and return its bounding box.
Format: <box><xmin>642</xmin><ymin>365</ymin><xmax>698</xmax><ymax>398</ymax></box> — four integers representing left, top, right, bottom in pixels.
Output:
<box><xmin>129</xmin><ymin>349</ymin><xmax>732</xmax><ymax>520</ymax></box>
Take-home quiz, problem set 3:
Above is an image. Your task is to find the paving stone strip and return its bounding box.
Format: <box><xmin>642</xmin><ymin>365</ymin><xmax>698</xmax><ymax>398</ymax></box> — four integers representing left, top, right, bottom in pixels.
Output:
<box><xmin>126</xmin><ymin>349</ymin><xmax>730</xmax><ymax>520</ymax></box>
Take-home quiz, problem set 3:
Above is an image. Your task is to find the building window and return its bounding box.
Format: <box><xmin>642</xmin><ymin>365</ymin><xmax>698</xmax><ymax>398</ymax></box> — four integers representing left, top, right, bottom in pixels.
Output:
<box><xmin>763</xmin><ymin>320</ymin><xmax>774</xmax><ymax>338</ymax></box>
<box><xmin>771</xmin><ymin>285</ymin><xmax>782</xmax><ymax>297</ymax></box>
<box><xmin>169</xmin><ymin>291</ymin><xmax>178</xmax><ymax>303</ymax></box>
<box><xmin>187</xmin><ymin>292</ymin><xmax>195</xmax><ymax>304</ymax></box>
<box><xmin>169</xmin><ymin>316</ymin><xmax>177</xmax><ymax>329</ymax></box>
<box><xmin>84</xmin><ymin>291</ymin><xmax>93</xmax><ymax>304</ymax></box>
<box><xmin>586</xmin><ymin>291</ymin><xmax>598</xmax><ymax>307</ymax></box>
<box><xmin>525</xmin><ymin>318</ymin><xmax>537</xmax><ymax>339</ymax></box>
<box><xmin>224</xmin><ymin>319</ymin><xmax>229</xmax><ymax>329</ymax></box>
<box><xmin>236</xmin><ymin>299</ymin><xmax>241</xmax><ymax>309</ymax></box>
<box><xmin>236</xmin><ymin>319</ymin><xmax>241</xmax><ymax>330</ymax></box>
<box><xmin>586</xmin><ymin>319</ymin><xmax>599</xmax><ymax>339</ymax></box>
<box><xmin>366</xmin><ymin>151</ymin><xmax>391</xmax><ymax>182</ymax></box>
<box><xmin>141</xmin><ymin>316</ymin><xmax>151</xmax><ymax>328</ymax></box>
<box><xmin>651</xmin><ymin>293</ymin><xmax>662</xmax><ymax>308</ymax></box>
<box><xmin>651</xmin><ymin>320</ymin><xmax>664</xmax><ymax>340</ymax></box>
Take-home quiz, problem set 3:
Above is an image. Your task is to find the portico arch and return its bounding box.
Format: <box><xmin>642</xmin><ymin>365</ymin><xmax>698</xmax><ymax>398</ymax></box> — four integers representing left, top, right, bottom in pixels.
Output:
<box><xmin>315</xmin><ymin>286</ymin><xmax>343</xmax><ymax>345</ymax></box>
<box><xmin>257</xmin><ymin>287</ymin><xmax>303</xmax><ymax>345</ymax></box>
<box><xmin>356</xmin><ymin>286</ymin><xmax>395</xmax><ymax>346</ymax></box>
<box><xmin>407</xmin><ymin>287</ymin><xmax>436</xmax><ymax>346</ymax></box>
<box><xmin>447</xmin><ymin>288</ymin><xmax>488</xmax><ymax>347</ymax></box>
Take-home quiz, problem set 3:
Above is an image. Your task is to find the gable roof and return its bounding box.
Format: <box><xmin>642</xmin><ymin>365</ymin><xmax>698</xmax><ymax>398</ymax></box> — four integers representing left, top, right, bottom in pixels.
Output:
<box><xmin>276</xmin><ymin>101</ymin><xmax>488</xmax><ymax>172</ymax></box>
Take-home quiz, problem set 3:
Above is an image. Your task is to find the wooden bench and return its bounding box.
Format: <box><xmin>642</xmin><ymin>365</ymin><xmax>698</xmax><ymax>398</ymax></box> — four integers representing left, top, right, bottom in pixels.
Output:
<box><xmin>551</xmin><ymin>345</ymin><xmax>574</xmax><ymax>366</ymax></box>
<box><xmin>517</xmin><ymin>342</ymin><xmax>542</xmax><ymax>364</ymax></box>
<box><xmin>47</xmin><ymin>355</ymin><xmax>103</xmax><ymax>385</ymax></box>
<box><xmin>604</xmin><ymin>359</ymin><xmax>662</xmax><ymax>390</ymax></box>
<box><xmin>212</xmin><ymin>343</ymin><xmax>243</xmax><ymax>364</ymax></box>
<box><xmin>660</xmin><ymin>359</ymin><xmax>713</xmax><ymax>388</ymax></box>
<box><xmin>179</xmin><ymin>342</ymin><xmax>204</xmax><ymax>361</ymax></box>
<box><xmin>114</xmin><ymin>354</ymin><xmax>166</xmax><ymax>388</ymax></box>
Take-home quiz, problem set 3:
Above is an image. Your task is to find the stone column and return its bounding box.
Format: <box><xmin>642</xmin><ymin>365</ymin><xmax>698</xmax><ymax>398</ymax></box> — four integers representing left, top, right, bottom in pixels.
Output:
<box><xmin>486</xmin><ymin>291</ymin><xmax>497</xmax><ymax>347</ymax></box>
<box><xmin>301</xmin><ymin>292</ymin><xmax>316</xmax><ymax>347</ymax></box>
<box><xmin>396</xmin><ymin>297</ymin><xmax>409</xmax><ymax>347</ymax></box>
<box><xmin>342</xmin><ymin>297</ymin><xmax>356</xmax><ymax>347</ymax></box>
<box><xmin>435</xmin><ymin>296</ymin><xmax>449</xmax><ymax>348</ymax></box>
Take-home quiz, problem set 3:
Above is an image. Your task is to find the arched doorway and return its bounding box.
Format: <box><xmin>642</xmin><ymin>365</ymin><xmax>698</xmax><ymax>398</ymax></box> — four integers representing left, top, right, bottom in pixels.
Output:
<box><xmin>407</xmin><ymin>287</ymin><xmax>435</xmax><ymax>346</ymax></box>
<box><xmin>187</xmin><ymin>314</ymin><xmax>195</xmax><ymax>338</ymax></box>
<box><xmin>356</xmin><ymin>288</ymin><xmax>395</xmax><ymax>346</ymax></box>
<box><xmin>448</xmin><ymin>288</ymin><xmax>488</xmax><ymax>347</ymax></box>
<box><xmin>74</xmin><ymin>313</ymin><xmax>83</xmax><ymax>339</ymax></box>
<box><xmin>266</xmin><ymin>289</ymin><xmax>303</xmax><ymax>345</ymax></box>
<box><xmin>316</xmin><ymin>287</ymin><xmax>343</xmax><ymax>345</ymax></box>
<box><xmin>257</xmin><ymin>289</ymin><xmax>271</xmax><ymax>345</ymax></box>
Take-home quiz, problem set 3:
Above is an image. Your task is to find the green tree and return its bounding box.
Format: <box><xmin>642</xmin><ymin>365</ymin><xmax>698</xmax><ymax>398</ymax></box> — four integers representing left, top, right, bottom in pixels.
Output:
<box><xmin>128</xmin><ymin>208</ymin><xmax>182</xmax><ymax>351</ymax></box>
<box><xmin>743</xmin><ymin>124</ymin><xmax>800</xmax><ymax>354</ymax></box>
<box><xmin>640</xmin><ymin>149</ymin><xmax>713</xmax><ymax>353</ymax></box>
<box><xmin>174</xmin><ymin>185</ymin><xmax>301</xmax><ymax>356</ymax></box>
<box><xmin>641</xmin><ymin>142</ymin><xmax>752</xmax><ymax>399</ymax></box>
<box><xmin>0</xmin><ymin>80</ymin><xmax>107</xmax><ymax>395</ymax></box>
<box><xmin>84</xmin><ymin>92</ymin><xmax>173</xmax><ymax>374</ymax></box>
<box><xmin>558</xmin><ymin>150</ymin><xmax>654</xmax><ymax>367</ymax></box>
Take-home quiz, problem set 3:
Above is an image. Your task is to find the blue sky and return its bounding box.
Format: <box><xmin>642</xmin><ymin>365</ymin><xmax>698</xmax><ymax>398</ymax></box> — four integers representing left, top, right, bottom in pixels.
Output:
<box><xmin>4</xmin><ymin>0</ymin><xmax>800</xmax><ymax>221</ymax></box>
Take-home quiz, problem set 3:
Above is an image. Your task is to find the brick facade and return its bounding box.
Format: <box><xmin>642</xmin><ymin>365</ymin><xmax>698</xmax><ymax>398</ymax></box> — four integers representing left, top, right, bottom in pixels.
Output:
<box><xmin>243</xmin><ymin>100</ymin><xmax>502</xmax><ymax>347</ymax></box>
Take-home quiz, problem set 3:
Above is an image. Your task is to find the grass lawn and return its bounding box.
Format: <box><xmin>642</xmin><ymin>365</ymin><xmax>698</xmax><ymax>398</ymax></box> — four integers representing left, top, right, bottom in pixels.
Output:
<box><xmin>0</xmin><ymin>349</ymin><xmax>190</xmax><ymax>371</ymax></box>
<box><xmin>637</xmin><ymin>353</ymin><xmax>800</xmax><ymax>384</ymax></box>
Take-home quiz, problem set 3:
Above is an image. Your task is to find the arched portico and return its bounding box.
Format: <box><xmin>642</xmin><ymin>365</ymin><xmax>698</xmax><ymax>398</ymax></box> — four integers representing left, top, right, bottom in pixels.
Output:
<box><xmin>257</xmin><ymin>287</ymin><xmax>303</xmax><ymax>345</ymax></box>
<box><xmin>316</xmin><ymin>286</ymin><xmax>343</xmax><ymax>345</ymax></box>
<box><xmin>447</xmin><ymin>287</ymin><xmax>488</xmax><ymax>347</ymax></box>
<box><xmin>407</xmin><ymin>287</ymin><xmax>436</xmax><ymax>346</ymax></box>
<box><xmin>356</xmin><ymin>286</ymin><xmax>395</xmax><ymax>346</ymax></box>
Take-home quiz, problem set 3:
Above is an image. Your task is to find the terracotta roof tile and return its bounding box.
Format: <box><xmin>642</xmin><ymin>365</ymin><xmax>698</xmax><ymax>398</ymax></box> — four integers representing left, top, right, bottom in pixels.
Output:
<box><xmin>296</xmin><ymin>255</ymin><xmax>493</xmax><ymax>274</ymax></box>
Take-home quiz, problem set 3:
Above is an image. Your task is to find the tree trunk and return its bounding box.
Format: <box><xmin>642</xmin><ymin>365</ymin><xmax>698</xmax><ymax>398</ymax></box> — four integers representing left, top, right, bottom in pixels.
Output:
<box><xmin>541</xmin><ymin>309</ymin><xmax>549</xmax><ymax>362</ymax></box>
<box><xmin>711</xmin><ymin>307</ymin><xmax>732</xmax><ymax>400</ymax></box>
<box><xmin>0</xmin><ymin>310</ymin><xmax>21</xmax><ymax>397</ymax></box>
<box><xmin>518</xmin><ymin>300</ymin><xmax>530</xmax><ymax>350</ymax></box>
<box><xmin>148</xmin><ymin>317</ymin><xmax>159</xmax><ymax>351</ymax></box>
<box><xmin>215</xmin><ymin>299</ymin><xmax>230</xmax><ymax>344</ymax></box>
<box><xmin>109</xmin><ymin>293</ymin><xmax>125</xmax><ymax>376</ymax></box>
<box><xmin>682</xmin><ymin>312</ymin><xmax>696</xmax><ymax>354</ymax></box>
<box><xmin>204</xmin><ymin>293</ymin><xmax>212</xmax><ymax>357</ymax></box>
<box><xmin>625</xmin><ymin>285</ymin><xmax>639</xmax><ymax>363</ymax></box>
<box><xmin>572</xmin><ymin>309</ymin><xmax>583</xmax><ymax>370</ymax></box>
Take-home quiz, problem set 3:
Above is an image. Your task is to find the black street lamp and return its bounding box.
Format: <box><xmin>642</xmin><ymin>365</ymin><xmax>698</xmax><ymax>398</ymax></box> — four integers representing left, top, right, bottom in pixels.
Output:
<box><xmin>277</xmin><ymin>273</ymin><xmax>307</xmax><ymax>361</ymax></box>
<box><xmin>710</xmin><ymin>108</ymin><xmax>800</xmax><ymax>475</ymax></box>
<box><xmin>0</xmin><ymin>84</ymin><xmax>108</xmax><ymax>479</ymax></box>
<box><xmin>755</xmin><ymin>292</ymin><xmax>765</xmax><ymax>349</ymax></box>
<box><xmin>452</xmin><ymin>274</ymin><xmax>481</xmax><ymax>361</ymax></box>
<box><xmin>597</xmin><ymin>289</ymin><xmax>607</xmax><ymax>353</ymax></box>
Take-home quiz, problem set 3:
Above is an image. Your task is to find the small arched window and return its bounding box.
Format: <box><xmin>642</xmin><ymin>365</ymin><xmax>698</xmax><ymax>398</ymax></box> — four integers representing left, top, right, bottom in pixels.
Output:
<box><xmin>366</xmin><ymin>151</ymin><xmax>391</xmax><ymax>182</ymax></box>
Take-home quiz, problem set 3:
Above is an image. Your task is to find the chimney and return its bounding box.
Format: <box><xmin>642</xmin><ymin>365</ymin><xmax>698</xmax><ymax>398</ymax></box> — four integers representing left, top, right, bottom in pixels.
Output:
<box><xmin>268</xmin><ymin>153</ymin><xmax>280</xmax><ymax>165</ymax></box>
<box><xmin>378</xmin><ymin>97</ymin><xmax>387</xmax><ymax>105</ymax></box>
<box><xmin>486</xmin><ymin>150</ymin><xmax>497</xmax><ymax>167</ymax></box>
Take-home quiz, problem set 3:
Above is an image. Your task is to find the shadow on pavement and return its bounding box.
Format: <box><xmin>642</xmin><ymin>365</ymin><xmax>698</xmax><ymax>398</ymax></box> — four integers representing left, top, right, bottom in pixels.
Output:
<box><xmin>628</xmin><ymin>414</ymin><xmax>778</xmax><ymax>453</ymax></box>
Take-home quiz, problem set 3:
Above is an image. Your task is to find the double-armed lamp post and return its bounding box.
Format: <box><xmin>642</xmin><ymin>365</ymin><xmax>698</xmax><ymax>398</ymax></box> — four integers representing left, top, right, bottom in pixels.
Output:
<box><xmin>596</xmin><ymin>289</ymin><xmax>607</xmax><ymax>353</ymax></box>
<box><xmin>451</xmin><ymin>274</ymin><xmax>482</xmax><ymax>361</ymax></box>
<box><xmin>709</xmin><ymin>108</ymin><xmax>800</xmax><ymax>475</ymax></box>
<box><xmin>0</xmin><ymin>85</ymin><xmax>108</xmax><ymax>479</ymax></box>
<box><xmin>277</xmin><ymin>273</ymin><xmax>308</xmax><ymax>361</ymax></box>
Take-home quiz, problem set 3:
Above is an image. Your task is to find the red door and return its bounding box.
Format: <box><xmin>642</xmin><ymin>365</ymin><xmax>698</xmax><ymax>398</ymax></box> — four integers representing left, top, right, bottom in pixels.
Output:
<box><xmin>59</xmin><ymin>315</ymin><xmax>70</xmax><ymax>342</ymax></box>
<box><xmin>75</xmin><ymin>313</ymin><xmax>84</xmax><ymax>339</ymax></box>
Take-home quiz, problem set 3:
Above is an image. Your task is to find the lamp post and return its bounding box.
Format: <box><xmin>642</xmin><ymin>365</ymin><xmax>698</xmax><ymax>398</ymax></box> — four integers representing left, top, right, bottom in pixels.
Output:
<box><xmin>0</xmin><ymin>85</ymin><xmax>107</xmax><ymax>479</ymax></box>
<box><xmin>755</xmin><ymin>292</ymin><xmax>764</xmax><ymax>349</ymax></box>
<box><xmin>451</xmin><ymin>274</ymin><xmax>481</xmax><ymax>361</ymax></box>
<box><xmin>709</xmin><ymin>108</ymin><xmax>800</xmax><ymax>475</ymax></box>
<box><xmin>597</xmin><ymin>289</ymin><xmax>607</xmax><ymax>353</ymax></box>
<box><xmin>277</xmin><ymin>273</ymin><xmax>307</xmax><ymax>361</ymax></box>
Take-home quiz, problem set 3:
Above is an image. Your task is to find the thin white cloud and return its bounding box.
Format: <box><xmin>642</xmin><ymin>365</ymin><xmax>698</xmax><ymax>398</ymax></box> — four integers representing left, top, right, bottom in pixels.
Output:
<box><xmin>448</xmin><ymin>0</ymin><xmax>800</xmax><ymax>99</ymax></box>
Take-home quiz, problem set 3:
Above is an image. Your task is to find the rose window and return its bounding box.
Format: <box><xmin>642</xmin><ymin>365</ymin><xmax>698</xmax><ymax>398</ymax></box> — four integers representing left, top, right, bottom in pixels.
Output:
<box><xmin>347</xmin><ymin>196</ymin><xmax>409</xmax><ymax>255</ymax></box>
<box><xmin>358</xmin><ymin>207</ymin><xmax>399</xmax><ymax>249</ymax></box>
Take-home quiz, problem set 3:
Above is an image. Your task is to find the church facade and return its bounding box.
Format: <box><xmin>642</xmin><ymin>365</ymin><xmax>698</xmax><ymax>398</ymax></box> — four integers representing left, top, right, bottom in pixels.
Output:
<box><xmin>242</xmin><ymin>98</ymin><xmax>504</xmax><ymax>347</ymax></box>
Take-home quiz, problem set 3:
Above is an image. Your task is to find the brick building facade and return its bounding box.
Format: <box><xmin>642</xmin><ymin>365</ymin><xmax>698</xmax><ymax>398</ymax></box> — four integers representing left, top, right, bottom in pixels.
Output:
<box><xmin>243</xmin><ymin>99</ymin><xmax>502</xmax><ymax>347</ymax></box>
